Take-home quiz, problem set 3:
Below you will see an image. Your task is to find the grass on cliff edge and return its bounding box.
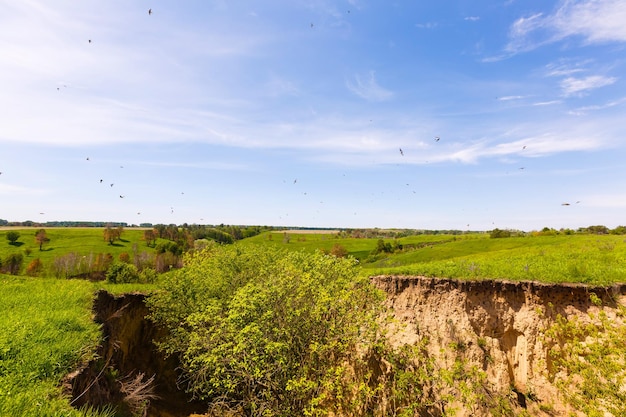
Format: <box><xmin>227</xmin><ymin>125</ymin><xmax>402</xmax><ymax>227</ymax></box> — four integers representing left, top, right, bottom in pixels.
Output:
<box><xmin>0</xmin><ymin>275</ymin><xmax>112</xmax><ymax>417</ymax></box>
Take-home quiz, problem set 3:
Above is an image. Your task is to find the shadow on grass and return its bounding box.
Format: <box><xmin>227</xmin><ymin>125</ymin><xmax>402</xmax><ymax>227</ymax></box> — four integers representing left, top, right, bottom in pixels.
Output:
<box><xmin>9</xmin><ymin>242</ymin><xmax>25</xmax><ymax>247</ymax></box>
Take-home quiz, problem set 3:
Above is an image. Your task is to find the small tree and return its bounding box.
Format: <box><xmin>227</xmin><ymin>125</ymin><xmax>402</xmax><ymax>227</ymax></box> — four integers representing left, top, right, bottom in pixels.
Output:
<box><xmin>35</xmin><ymin>229</ymin><xmax>49</xmax><ymax>251</ymax></box>
<box><xmin>6</xmin><ymin>231</ymin><xmax>20</xmax><ymax>245</ymax></box>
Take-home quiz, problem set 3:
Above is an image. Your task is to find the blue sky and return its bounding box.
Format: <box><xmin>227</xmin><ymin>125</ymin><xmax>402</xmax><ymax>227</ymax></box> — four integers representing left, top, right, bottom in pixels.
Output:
<box><xmin>1</xmin><ymin>0</ymin><xmax>625</xmax><ymax>230</ymax></box>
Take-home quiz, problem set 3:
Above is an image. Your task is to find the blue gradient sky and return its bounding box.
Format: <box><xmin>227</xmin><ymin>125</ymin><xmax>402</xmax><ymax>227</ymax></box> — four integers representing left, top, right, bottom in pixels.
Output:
<box><xmin>1</xmin><ymin>1</ymin><xmax>625</xmax><ymax>230</ymax></box>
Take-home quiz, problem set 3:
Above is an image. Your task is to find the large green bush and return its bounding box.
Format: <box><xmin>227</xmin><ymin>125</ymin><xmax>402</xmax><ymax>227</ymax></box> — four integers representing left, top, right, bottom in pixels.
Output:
<box><xmin>147</xmin><ymin>246</ymin><xmax>389</xmax><ymax>416</ymax></box>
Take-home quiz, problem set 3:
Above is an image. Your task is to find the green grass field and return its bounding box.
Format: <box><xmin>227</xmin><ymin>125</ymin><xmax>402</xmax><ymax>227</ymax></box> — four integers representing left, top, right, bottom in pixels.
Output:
<box><xmin>242</xmin><ymin>231</ymin><xmax>626</xmax><ymax>285</ymax></box>
<box><xmin>0</xmin><ymin>228</ymin><xmax>154</xmax><ymax>264</ymax></box>
<box><xmin>1</xmin><ymin>228</ymin><xmax>625</xmax><ymax>416</ymax></box>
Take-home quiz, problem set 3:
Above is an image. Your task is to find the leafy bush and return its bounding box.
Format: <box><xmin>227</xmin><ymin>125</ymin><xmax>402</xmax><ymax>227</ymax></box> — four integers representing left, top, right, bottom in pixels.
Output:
<box><xmin>147</xmin><ymin>246</ymin><xmax>390</xmax><ymax>416</ymax></box>
<box><xmin>6</xmin><ymin>231</ymin><xmax>20</xmax><ymax>245</ymax></box>
<box><xmin>106</xmin><ymin>262</ymin><xmax>140</xmax><ymax>284</ymax></box>
<box><xmin>1</xmin><ymin>253</ymin><xmax>24</xmax><ymax>275</ymax></box>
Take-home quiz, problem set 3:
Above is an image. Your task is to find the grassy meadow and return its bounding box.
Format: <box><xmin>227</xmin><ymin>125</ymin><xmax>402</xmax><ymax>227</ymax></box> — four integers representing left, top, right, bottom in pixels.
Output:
<box><xmin>1</xmin><ymin>227</ymin><xmax>625</xmax><ymax>415</ymax></box>
<box><xmin>0</xmin><ymin>228</ymin><xmax>154</xmax><ymax>267</ymax></box>
<box><xmin>243</xmin><ymin>231</ymin><xmax>626</xmax><ymax>285</ymax></box>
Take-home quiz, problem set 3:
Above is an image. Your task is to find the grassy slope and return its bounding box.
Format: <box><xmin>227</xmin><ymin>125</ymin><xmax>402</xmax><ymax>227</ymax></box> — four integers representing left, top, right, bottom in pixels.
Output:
<box><xmin>0</xmin><ymin>275</ymin><xmax>104</xmax><ymax>417</ymax></box>
<box><xmin>242</xmin><ymin>232</ymin><xmax>626</xmax><ymax>285</ymax></box>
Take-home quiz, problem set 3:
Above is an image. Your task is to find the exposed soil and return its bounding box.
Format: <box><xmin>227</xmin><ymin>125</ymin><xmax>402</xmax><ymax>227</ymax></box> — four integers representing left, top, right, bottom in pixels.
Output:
<box><xmin>371</xmin><ymin>276</ymin><xmax>626</xmax><ymax>416</ymax></box>
<box><xmin>64</xmin><ymin>290</ymin><xmax>205</xmax><ymax>417</ymax></box>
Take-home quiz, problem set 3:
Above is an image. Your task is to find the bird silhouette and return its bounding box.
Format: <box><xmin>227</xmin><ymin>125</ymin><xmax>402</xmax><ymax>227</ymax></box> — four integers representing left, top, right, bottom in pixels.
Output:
<box><xmin>434</xmin><ymin>136</ymin><xmax>440</xmax><ymax>142</ymax></box>
<box><xmin>148</xmin><ymin>8</ymin><xmax>152</xmax><ymax>15</ymax></box>
<box><xmin>119</xmin><ymin>195</ymin><xmax>125</xmax><ymax>198</ymax></box>
<box><xmin>561</xmin><ymin>203</ymin><xmax>570</xmax><ymax>206</ymax></box>
<box><xmin>399</xmin><ymin>148</ymin><xmax>404</xmax><ymax>156</ymax></box>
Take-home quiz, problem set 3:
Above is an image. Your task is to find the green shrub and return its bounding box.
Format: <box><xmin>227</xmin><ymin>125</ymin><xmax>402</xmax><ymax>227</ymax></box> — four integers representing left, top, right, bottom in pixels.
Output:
<box><xmin>106</xmin><ymin>262</ymin><xmax>140</xmax><ymax>284</ymax></box>
<box><xmin>148</xmin><ymin>246</ymin><xmax>389</xmax><ymax>416</ymax></box>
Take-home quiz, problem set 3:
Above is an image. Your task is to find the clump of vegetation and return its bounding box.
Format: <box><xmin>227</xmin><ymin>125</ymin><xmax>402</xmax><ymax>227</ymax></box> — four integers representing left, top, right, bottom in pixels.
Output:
<box><xmin>5</xmin><ymin>231</ymin><xmax>20</xmax><ymax>245</ymax></box>
<box><xmin>544</xmin><ymin>298</ymin><xmax>626</xmax><ymax>416</ymax></box>
<box><xmin>148</xmin><ymin>246</ymin><xmax>427</xmax><ymax>416</ymax></box>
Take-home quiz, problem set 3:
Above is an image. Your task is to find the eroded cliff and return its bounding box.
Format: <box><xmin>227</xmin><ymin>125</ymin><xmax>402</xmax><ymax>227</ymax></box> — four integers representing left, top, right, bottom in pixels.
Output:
<box><xmin>371</xmin><ymin>276</ymin><xmax>626</xmax><ymax>416</ymax></box>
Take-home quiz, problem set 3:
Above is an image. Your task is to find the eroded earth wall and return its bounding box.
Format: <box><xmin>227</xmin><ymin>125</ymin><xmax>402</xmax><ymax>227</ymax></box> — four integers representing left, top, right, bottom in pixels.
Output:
<box><xmin>371</xmin><ymin>276</ymin><xmax>626</xmax><ymax>417</ymax></box>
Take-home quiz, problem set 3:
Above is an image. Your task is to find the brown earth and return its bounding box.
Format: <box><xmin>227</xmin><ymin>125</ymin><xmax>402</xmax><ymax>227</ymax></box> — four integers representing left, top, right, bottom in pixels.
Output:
<box><xmin>371</xmin><ymin>276</ymin><xmax>626</xmax><ymax>416</ymax></box>
<box><xmin>64</xmin><ymin>290</ymin><xmax>205</xmax><ymax>417</ymax></box>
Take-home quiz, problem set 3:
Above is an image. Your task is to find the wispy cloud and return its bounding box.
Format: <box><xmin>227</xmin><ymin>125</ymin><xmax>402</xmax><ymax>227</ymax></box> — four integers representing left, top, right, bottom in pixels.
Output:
<box><xmin>464</xmin><ymin>16</ymin><xmax>480</xmax><ymax>21</ymax></box>
<box><xmin>505</xmin><ymin>0</ymin><xmax>626</xmax><ymax>54</ymax></box>
<box><xmin>346</xmin><ymin>71</ymin><xmax>394</xmax><ymax>102</ymax></box>
<box><xmin>568</xmin><ymin>97</ymin><xmax>626</xmax><ymax>115</ymax></box>
<box><xmin>415</xmin><ymin>22</ymin><xmax>438</xmax><ymax>29</ymax></box>
<box><xmin>497</xmin><ymin>95</ymin><xmax>527</xmax><ymax>101</ymax></box>
<box><xmin>560</xmin><ymin>75</ymin><xmax>617</xmax><ymax>96</ymax></box>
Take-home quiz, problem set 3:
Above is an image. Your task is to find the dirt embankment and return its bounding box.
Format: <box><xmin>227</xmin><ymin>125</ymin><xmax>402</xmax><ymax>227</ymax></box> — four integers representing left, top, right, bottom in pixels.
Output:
<box><xmin>371</xmin><ymin>276</ymin><xmax>626</xmax><ymax>416</ymax></box>
<box><xmin>64</xmin><ymin>291</ymin><xmax>205</xmax><ymax>417</ymax></box>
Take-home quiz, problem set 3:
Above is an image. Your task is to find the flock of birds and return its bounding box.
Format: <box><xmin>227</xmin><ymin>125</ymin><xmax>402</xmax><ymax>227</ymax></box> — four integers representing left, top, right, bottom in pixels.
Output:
<box><xmin>2</xmin><ymin>6</ymin><xmax>583</xmax><ymax>227</ymax></box>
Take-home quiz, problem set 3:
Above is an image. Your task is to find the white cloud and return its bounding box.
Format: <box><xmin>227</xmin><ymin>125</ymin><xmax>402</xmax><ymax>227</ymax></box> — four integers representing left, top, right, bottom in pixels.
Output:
<box><xmin>551</xmin><ymin>0</ymin><xmax>626</xmax><ymax>43</ymax></box>
<box><xmin>533</xmin><ymin>100</ymin><xmax>562</xmax><ymax>106</ymax></box>
<box><xmin>560</xmin><ymin>75</ymin><xmax>617</xmax><ymax>96</ymax></box>
<box><xmin>346</xmin><ymin>71</ymin><xmax>394</xmax><ymax>102</ymax></box>
<box><xmin>415</xmin><ymin>22</ymin><xmax>438</xmax><ymax>29</ymax></box>
<box><xmin>505</xmin><ymin>0</ymin><xmax>626</xmax><ymax>54</ymax></box>
<box><xmin>464</xmin><ymin>16</ymin><xmax>480</xmax><ymax>21</ymax></box>
<box><xmin>497</xmin><ymin>95</ymin><xmax>527</xmax><ymax>101</ymax></box>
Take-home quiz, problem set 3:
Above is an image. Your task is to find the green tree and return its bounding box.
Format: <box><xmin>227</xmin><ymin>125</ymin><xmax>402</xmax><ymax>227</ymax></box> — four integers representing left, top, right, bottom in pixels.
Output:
<box><xmin>6</xmin><ymin>231</ymin><xmax>20</xmax><ymax>245</ymax></box>
<box><xmin>147</xmin><ymin>246</ymin><xmax>388</xmax><ymax>416</ymax></box>
<box><xmin>489</xmin><ymin>228</ymin><xmax>511</xmax><ymax>238</ymax></box>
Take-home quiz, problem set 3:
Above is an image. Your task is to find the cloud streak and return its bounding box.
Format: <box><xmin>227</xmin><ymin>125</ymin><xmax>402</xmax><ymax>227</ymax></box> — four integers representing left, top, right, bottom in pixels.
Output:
<box><xmin>505</xmin><ymin>0</ymin><xmax>626</xmax><ymax>54</ymax></box>
<box><xmin>346</xmin><ymin>71</ymin><xmax>394</xmax><ymax>101</ymax></box>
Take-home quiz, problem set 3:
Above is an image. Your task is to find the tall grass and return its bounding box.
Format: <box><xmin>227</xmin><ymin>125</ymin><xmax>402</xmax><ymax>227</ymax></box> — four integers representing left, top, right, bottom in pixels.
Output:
<box><xmin>0</xmin><ymin>275</ymin><xmax>109</xmax><ymax>417</ymax></box>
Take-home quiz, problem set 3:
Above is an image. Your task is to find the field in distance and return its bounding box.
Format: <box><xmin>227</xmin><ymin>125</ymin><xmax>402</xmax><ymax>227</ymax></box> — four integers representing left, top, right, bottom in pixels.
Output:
<box><xmin>242</xmin><ymin>231</ymin><xmax>626</xmax><ymax>285</ymax></box>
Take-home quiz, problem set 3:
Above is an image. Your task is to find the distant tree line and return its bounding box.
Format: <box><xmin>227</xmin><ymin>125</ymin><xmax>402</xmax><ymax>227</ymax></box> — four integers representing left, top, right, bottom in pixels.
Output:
<box><xmin>490</xmin><ymin>225</ymin><xmax>626</xmax><ymax>238</ymax></box>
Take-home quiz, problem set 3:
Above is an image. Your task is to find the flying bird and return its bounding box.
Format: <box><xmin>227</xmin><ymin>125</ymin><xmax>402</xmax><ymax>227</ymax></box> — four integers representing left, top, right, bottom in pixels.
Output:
<box><xmin>434</xmin><ymin>136</ymin><xmax>440</xmax><ymax>142</ymax></box>
<box><xmin>148</xmin><ymin>8</ymin><xmax>152</xmax><ymax>15</ymax></box>
<box><xmin>399</xmin><ymin>148</ymin><xmax>404</xmax><ymax>156</ymax></box>
<box><xmin>100</xmin><ymin>179</ymin><xmax>103</xmax><ymax>183</ymax></box>
<box><xmin>110</xmin><ymin>183</ymin><xmax>114</xmax><ymax>187</ymax></box>
<box><xmin>119</xmin><ymin>195</ymin><xmax>125</xmax><ymax>198</ymax></box>
<box><xmin>561</xmin><ymin>203</ymin><xmax>571</xmax><ymax>206</ymax></box>
<box><xmin>88</xmin><ymin>39</ymin><xmax>92</xmax><ymax>43</ymax></box>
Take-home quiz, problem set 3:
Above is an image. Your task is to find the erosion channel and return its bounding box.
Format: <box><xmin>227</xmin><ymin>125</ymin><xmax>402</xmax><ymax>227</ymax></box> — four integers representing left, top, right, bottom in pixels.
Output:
<box><xmin>65</xmin><ymin>277</ymin><xmax>626</xmax><ymax>417</ymax></box>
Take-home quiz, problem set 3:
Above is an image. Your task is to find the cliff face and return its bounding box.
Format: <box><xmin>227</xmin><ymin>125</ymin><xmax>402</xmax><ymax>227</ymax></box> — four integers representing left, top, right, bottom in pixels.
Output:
<box><xmin>371</xmin><ymin>276</ymin><xmax>626</xmax><ymax>416</ymax></box>
<box><xmin>65</xmin><ymin>291</ymin><xmax>205</xmax><ymax>417</ymax></box>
